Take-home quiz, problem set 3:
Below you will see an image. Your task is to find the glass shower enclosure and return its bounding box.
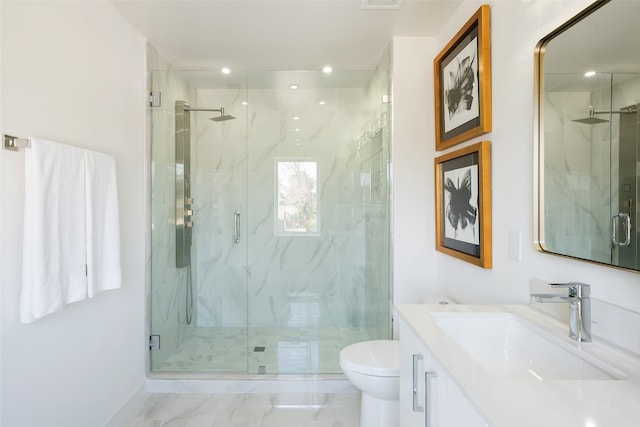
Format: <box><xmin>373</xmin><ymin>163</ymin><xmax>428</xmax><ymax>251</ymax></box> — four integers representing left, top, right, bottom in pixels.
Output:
<box><xmin>149</xmin><ymin>69</ymin><xmax>392</xmax><ymax>374</ymax></box>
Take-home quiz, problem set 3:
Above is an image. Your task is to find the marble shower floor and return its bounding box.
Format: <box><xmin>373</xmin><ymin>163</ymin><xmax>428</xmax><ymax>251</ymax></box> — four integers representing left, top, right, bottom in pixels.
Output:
<box><xmin>116</xmin><ymin>392</ymin><xmax>360</xmax><ymax>427</ymax></box>
<box><xmin>153</xmin><ymin>327</ymin><xmax>378</xmax><ymax>374</ymax></box>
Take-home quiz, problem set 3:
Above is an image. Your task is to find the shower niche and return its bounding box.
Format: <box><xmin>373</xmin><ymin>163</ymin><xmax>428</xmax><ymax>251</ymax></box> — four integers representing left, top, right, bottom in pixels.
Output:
<box><xmin>149</xmin><ymin>69</ymin><xmax>392</xmax><ymax>375</ymax></box>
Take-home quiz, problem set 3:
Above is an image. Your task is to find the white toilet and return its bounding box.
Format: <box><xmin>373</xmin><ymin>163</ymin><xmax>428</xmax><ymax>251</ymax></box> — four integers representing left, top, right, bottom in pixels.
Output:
<box><xmin>339</xmin><ymin>340</ymin><xmax>400</xmax><ymax>427</ymax></box>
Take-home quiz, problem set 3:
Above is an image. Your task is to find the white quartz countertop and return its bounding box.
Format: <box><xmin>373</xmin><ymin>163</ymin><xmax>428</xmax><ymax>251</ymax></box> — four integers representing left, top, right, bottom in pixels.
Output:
<box><xmin>395</xmin><ymin>303</ymin><xmax>640</xmax><ymax>427</ymax></box>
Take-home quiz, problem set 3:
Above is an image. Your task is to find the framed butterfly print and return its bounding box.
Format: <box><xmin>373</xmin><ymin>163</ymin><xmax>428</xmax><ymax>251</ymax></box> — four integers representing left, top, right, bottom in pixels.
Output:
<box><xmin>435</xmin><ymin>141</ymin><xmax>492</xmax><ymax>268</ymax></box>
<box><xmin>434</xmin><ymin>4</ymin><xmax>491</xmax><ymax>151</ymax></box>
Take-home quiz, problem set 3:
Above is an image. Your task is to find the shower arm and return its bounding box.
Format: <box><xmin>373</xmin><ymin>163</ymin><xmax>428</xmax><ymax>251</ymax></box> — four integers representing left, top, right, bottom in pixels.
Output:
<box><xmin>590</xmin><ymin>107</ymin><xmax>638</xmax><ymax>116</ymax></box>
<box><xmin>184</xmin><ymin>106</ymin><xmax>226</xmax><ymax>113</ymax></box>
<box><xmin>180</xmin><ymin>103</ymin><xmax>235</xmax><ymax>122</ymax></box>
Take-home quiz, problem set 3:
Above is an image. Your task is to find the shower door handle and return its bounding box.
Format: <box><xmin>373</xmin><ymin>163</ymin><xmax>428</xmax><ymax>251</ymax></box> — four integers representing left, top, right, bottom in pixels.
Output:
<box><xmin>234</xmin><ymin>210</ymin><xmax>241</xmax><ymax>244</ymax></box>
<box><xmin>611</xmin><ymin>213</ymin><xmax>631</xmax><ymax>247</ymax></box>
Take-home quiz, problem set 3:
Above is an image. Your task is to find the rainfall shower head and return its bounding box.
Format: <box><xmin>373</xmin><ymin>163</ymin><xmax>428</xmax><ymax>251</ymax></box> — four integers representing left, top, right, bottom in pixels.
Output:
<box><xmin>209</xmin><ymin>113</ymin><xmax>236</xmax><ymax>122</ymax></box>
<box><xmin>573</xmin><ymin>107</ymin><xmax>609</xmax><ymax>124</ymax></box>
<box><xmin>208</xmin><ymin>107</ymin><xmax>235</xmax><ymax>122</ymax></box>
<box><xmin>210</xmin><ymin>115</ymin><xmax>236</xmax><ymax>122</ymax></box>
<box><xmin>573</xmin><ymin>116</ymin><xmax>609</xmax><ymax>124</ymax></box>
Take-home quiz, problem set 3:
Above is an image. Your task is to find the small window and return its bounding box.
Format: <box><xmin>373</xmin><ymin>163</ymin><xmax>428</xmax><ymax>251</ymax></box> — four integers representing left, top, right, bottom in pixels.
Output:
<box><xmin>276</xmin><ymin>160</ymin><xmax>319</xmax><ymax>235</ymax></box>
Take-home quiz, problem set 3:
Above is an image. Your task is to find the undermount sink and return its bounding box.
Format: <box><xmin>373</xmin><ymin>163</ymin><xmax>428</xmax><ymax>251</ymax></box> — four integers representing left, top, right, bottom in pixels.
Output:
<box><xmin>430</xmin><ymin>312</ymin><xmax>624</xmax><ymax>381</ymax></box>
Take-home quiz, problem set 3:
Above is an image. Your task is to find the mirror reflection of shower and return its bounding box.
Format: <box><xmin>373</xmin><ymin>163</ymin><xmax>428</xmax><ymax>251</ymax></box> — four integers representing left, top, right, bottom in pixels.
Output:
<box><xmin>537</xmin><ymin>0</ymin><xmax>640</xmax><ymax>272</ymax></box>
<box><xmin>542</xmin><ymin>71</ymin><xmax>640</xmax><ymax>270</ymax></box>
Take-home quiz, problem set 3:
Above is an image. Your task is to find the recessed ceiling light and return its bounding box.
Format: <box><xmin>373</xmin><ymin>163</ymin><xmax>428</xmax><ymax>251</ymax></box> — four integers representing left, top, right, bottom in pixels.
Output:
<box><xmin>584</xmin><ymin>70</ymin><xmax>596</xmax><ymax>77</ymax></box>
<box><xmin>289</xmin><ymin>84</ymin><xmax>299</xmax><ymax>90</ymax></box>
<box><xmin>221</xmin><ymin>67</ymin><xmax>231</xmax><ymax>74</ymax></box>
<box><xmin>295</xmin><ymin>128</ymin><xmax>300</xmax><ymax>132</ymax></box>
<box><xmin>241</xmin><ymin>101</ymin><xmax>248</xmax><ymax>106</ymax></box>
<box><xmin>293</xmin><ymin>116</ymin><xmax>300</xmax><ymax>120</ymax></box>
<box><xmin>318</xmin><ymin>101</ymin><xmax>326</xmax><ymax>105</ymax></box>
<box><xmin>322</xmin><ymin>66</ymin><xmax>333</xmax><ymax>74</ymax></box>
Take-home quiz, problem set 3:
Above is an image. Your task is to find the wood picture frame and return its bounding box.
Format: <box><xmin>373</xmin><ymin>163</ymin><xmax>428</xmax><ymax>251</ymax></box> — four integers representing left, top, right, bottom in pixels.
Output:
<box><xmin>434</xmin><ymin>5</ymin><xmax>491</xmax><ymax>151</ymax></box>
<box><xmin>435</xmin><ymin>141</ymin><xmax>492</xmax><ymax>268</ymax></box>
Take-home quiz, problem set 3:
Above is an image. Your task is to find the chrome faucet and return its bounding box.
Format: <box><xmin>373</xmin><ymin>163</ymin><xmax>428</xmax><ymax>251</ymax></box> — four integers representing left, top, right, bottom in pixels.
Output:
<box><xmin>531</xmin><ymin>282</ymin><xmax>592</xmax><ymax>342</ymax></box>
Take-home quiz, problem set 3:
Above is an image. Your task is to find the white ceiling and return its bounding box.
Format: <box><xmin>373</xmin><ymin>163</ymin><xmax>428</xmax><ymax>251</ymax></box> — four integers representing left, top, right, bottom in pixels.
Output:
<box><xmin>109</xmin><ymin>0</ymin><xmax>463</xmax><ymax>71</ymax></box>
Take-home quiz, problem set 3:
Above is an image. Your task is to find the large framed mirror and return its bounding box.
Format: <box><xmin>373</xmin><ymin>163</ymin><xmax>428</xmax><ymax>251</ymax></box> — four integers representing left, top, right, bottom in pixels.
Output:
<box><xmin>535</xmin><ymin>0</ymin><xmax>640</xmax><ymax>271</ymax></box>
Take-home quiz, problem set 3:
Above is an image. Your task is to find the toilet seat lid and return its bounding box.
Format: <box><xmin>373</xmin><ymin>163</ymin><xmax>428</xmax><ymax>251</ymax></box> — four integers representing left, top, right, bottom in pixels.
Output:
<box><xmin>339</xmin><ymin>340</ymin><xmax>400</xmax><ymax>377</ymax></box>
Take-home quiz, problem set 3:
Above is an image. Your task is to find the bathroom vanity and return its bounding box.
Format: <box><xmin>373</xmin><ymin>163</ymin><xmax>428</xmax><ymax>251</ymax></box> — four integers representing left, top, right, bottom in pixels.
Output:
<box><xmin>396</xmin><ymin>304</ymin><xmax>640</xmax><ymax>427</ymax></box>
<box><xmin>398</xmin><ymin>312</ymin><xmax>488</xmax><ymax>427</ymax></box>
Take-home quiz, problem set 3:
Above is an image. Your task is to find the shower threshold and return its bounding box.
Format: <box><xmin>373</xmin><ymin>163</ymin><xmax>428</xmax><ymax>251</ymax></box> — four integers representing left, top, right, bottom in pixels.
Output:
<box><xmin>145</xmin><ymin>374</ymin><xmax>356</xmax><ymax>395</ymax></box>
<box><xmin>150</xmin><ymin>326</ymin><xmax>379</xmax><ymax>376</ymax></box>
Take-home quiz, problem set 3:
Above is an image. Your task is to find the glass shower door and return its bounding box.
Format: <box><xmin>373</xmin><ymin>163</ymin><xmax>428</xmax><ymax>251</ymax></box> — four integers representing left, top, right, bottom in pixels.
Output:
<box><xmin>192</xmin><ymin>86</ymin><xmax>249</xmax><ymax>372</ymax></box>
<box><xmin>149</xmin><ymin>70</ymin><xmax>250</xmax><ymax>373</ymax></box>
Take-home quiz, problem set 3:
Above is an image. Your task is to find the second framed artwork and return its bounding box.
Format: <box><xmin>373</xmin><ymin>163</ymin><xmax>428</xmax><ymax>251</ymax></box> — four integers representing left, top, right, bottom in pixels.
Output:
<box><xmin>434</xmin><ymin>4</ymin><xmax>492</xmax><ymax>151</ymax></box>
<box><xmin>435</xmin><ymin>141</ymin><xmax>492</xmax><ymax>268</ymax></box>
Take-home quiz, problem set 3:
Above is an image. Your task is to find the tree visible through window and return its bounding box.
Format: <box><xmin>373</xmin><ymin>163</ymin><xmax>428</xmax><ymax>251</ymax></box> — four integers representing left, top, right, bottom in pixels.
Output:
<box><xmin>276</xmin><ymin>161</ymin><xmax>318</xmax><ymax>234</ymax></box>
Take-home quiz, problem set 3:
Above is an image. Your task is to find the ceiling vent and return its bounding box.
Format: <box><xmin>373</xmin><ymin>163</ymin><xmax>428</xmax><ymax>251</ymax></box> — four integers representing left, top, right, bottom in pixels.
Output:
<box><xmin>361</xmin><ymin>0</ymin><xmax>403</xmax><ymax>10</ymax></box>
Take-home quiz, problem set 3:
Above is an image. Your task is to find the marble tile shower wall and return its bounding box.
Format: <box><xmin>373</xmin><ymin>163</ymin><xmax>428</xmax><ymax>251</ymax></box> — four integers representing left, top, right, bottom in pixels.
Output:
<box><xmin>149</xmin><ymin>67</ymin><xmax>198</xmax><ymax>370</ymax></box>
<box><xmin>192</xmin><ymin>82</ymin><xmax>389</xmax><ymax>334</ymax></box>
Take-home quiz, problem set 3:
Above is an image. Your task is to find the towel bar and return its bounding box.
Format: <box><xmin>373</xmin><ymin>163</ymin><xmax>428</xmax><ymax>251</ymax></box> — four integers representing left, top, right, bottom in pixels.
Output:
<box><xmin>3</xmin><ymin>134</ymin><xmax>31</xmax><ymax>151</ymax></box>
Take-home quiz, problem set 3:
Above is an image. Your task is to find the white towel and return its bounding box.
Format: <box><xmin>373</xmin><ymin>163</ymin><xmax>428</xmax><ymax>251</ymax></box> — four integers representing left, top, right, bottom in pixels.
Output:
<box><xmin>84</xmin><ymin>150</ymin><xmax>122</xmax><ymax>296</ymax></box>
<box><xmin>21</xmin><ymin>138</ymin><xmax>88</xmax><ymax>323</ymax></box>
<box><xmin>20</xmin><ymin>139</ymin><xmax>122</xmax><ymax>323</ymax></box>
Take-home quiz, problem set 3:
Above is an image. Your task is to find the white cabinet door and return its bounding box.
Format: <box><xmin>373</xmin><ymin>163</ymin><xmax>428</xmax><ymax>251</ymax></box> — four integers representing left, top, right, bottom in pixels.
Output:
<box><xmin>399</xmin><ymin>317</ymin><xmax>489</xmax><ymax>427</ymax></box>
<box><xmin>398</xmin><ymin>317</ymin><xmax>429</xmax><ymax>427</ymax></box>
<box><xmin>429</xmin><ymin>356</ymin><xmax>489</xmax><ymax>427</ymax></box>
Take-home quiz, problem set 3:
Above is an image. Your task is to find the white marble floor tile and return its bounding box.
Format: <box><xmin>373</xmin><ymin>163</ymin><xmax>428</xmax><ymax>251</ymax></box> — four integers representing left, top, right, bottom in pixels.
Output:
<box><xmin>115</xmin><ymin>392</ymin><xmax>360</xmax><ymax>427</ymax></box>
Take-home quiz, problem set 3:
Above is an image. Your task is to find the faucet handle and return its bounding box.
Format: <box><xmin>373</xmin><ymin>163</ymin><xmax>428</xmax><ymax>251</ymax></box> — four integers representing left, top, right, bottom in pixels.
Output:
<box><xmin>550</xmin><ymin>282</ymin><xmax>591</xmax><ymax>297</ymax></box>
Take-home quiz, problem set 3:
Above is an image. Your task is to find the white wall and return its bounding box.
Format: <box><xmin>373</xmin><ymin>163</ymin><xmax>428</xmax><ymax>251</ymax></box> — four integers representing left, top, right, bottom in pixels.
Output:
<box><xmin>0</xmin><ymin>2</ymin><xmax>147</xmax><ymax>426</ymax></box>
<box><xmin>392</xmin><ymin>37</ymin><xmax>439</xmax><ymax>306</ymax></box>
<box><xmin>0</xmin><ymin>2</ymin><xmax>4</xmax><ymax>424</ymax></box>
<box><xmin>431</xmin><ymin>0</ymin><xmax>640</xmax><ymax>312</ymax></box>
